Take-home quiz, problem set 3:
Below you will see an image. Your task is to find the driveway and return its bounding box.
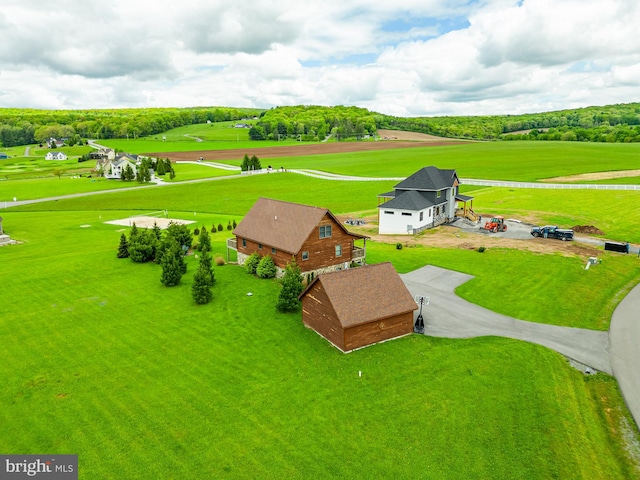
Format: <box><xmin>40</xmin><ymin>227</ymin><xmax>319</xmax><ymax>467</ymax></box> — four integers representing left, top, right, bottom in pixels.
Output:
<box><xmin>400</xmin><ymin>265</ymin><xmax>612</xmax><ymax>374</ymax></box>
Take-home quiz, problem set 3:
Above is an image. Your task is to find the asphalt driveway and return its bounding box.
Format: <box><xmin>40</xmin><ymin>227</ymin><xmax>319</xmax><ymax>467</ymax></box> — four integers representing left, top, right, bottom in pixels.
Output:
<box><xmin>400</xmin><ymin>265</ymin><xmax>612</xmax><ymax>373</ymax></box>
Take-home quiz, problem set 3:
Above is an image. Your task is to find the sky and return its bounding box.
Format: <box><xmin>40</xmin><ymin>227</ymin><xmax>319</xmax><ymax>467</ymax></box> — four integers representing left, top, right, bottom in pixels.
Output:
<box><xmin>1</xmin><ymin>0</ymin><xmax>639</xmax><ymax>116</ymax></box>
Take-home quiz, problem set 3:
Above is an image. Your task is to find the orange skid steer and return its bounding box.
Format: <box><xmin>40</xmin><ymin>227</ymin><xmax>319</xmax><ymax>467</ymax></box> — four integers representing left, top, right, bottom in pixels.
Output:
<box><xmin>482</xmin><ymin>216</ymin><xmax>507</xmax><ymax>233</ymax></box>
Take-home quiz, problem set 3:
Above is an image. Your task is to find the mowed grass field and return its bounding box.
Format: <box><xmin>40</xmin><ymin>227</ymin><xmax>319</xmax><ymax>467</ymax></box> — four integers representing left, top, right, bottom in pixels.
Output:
<box><xmin>0</xmin><ymin>210</ymin><xmax>638</xmax><ymax>479</ymax></box>
<box><xmin>101</xmin><ymin>121</ymin><xmax>314</xmax><ymax>154</ymax></box>
<box><xmin>2</xmin><ymin>139</ymin><xmax>640</xmax><ymax>478</ymax></box>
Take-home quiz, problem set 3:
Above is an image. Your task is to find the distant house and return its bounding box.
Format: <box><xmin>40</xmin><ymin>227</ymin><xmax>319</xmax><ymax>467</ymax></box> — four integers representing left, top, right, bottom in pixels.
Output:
<box><xmin>47</xmin><ymin>138</ymin><xmax>65</xmax><ymax>149</ymax></box>
<box><xmin>228</xmin><ymin>198</ymin><xmax>368</xmax><ymax>276</ymax></box>
<box><xmin>299</xmin><ymin>262</ymin><xmax>417</xmax><ymax>352</ymax></box>
<box><xmin>45</xmin><ymin>151</ymin><xmax>68</xmax><ymax>160</ymax></box>
<box><xmin>89</xmin><ymin>148</ymin><xmax>115</xmax><ymax>160</ymax></box>
<box><xmin>377</xmin><ymin>166</ymin><xmax>474</xmax><ymax>234</ymax></box>
<box><xmin>99</xmin><ymin>153</ymin><xmax>139</xmax><ymax>179</ymax></box>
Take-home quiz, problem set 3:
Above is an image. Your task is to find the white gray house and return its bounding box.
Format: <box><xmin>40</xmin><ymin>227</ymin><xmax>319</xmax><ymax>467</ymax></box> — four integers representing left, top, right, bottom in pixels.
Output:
<box><xmin>45</xmin><ymin>151</ymin><xmax>68</xmax><ymax>160</ymax></box>
<box><xmin>377</xmin><ymin>166</ymin><xmax>473</xmax><ymax>235</ymax></box>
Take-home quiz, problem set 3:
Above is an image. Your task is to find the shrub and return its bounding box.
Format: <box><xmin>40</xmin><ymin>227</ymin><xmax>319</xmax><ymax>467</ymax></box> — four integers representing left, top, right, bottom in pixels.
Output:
<box><xmin>256</xmin><ymin>255</ymin><xmax>277</xmax><ymax>279</ymax></box>
<box><xmin>477</xmin><ymin>246</ymin><xmax>486</xmax><ymax>253</ymax></box>
<box><xmin>214</xmin><ymin>255</ymin><xmax>226</xmax><ymax>266</ymax></box>
<box><xmin>232</xmin><ymin>220</ymin><xmax>237</xmax><ymax>228</ymax></box>
<box><xmin>193</xmin><ymin>227</ymin><xmax>200</xmax><ymax>236</ymax></box>
<box><xmin>396</xmin><ymin>243</ymin><xmax>403</xmax><ymax>250</ymax></box>
<box><xmin>245</xmin><ymin>252</ymin><xmax>261</xmax><ymax>275</ymax></box>
<box><xmin>217</xmin><ymin>223</ymin><xmax>224</xmax><ymax>232</ymax></box>
<box><xmin>227</xmin><ymin>221</ymin><xmax>232</xmax><ymax>231</ymax></box>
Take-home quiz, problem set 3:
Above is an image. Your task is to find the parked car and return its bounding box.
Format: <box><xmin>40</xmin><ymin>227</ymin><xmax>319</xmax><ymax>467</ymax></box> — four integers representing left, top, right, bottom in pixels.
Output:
<box><xmin>530</xmin><ymin>225</ymin><xmax>574</xmax><ymax>241</ymax></box>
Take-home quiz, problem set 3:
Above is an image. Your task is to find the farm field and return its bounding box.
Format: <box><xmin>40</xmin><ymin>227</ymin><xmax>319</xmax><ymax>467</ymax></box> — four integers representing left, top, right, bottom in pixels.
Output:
<box><xmin>2</xmin><ymin>138</ymin><xmax>640</xmax><ymax>479</ymax></box>
<box><xmin>0</xmin><ymin>210</ymin><xmax>638</xmax><ymax>479</ymax></box>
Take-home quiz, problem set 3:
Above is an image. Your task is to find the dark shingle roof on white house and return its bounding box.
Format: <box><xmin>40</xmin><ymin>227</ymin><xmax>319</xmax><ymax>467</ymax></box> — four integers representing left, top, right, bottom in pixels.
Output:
<box><xmin>393</xmin><ymin>166</ymin><xmax>458</xmax><ymax>191</ymax></box>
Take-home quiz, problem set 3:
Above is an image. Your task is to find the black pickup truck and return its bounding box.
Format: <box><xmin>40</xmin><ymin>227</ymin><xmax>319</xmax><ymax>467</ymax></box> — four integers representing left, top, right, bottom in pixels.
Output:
<box><xmin>530</xmin><ymin>225</ymin><xmax>574</xmax><ymax>241</ymax></box>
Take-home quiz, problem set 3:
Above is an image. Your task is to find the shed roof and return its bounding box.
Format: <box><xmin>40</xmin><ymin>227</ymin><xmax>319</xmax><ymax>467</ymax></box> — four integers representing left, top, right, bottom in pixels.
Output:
<box><xmin>233</xmin><ymin>197</ymin><xmax>366</xmax><ymax>254</ymax></box>
<box><xmin>302</xmin><ymin>262</ymin><xmax>417</xmax><ymax>328</ymax></box>
<box><xmin>394</xmin><ymin>166</ymin><xmax>457</xmax><ymax>191</ymax></box>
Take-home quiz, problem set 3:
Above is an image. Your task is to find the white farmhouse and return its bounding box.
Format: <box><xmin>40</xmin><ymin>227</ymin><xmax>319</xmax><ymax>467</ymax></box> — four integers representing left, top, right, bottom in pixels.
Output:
<box><xmin>45</xmin><ymin>151</ymin><xmax>68</xmax><ymax>160</ymax></box>
<box><xmin>377</xmin><ymin>166</ymin><xmax>474</xmax><ymax>235</ymax></box>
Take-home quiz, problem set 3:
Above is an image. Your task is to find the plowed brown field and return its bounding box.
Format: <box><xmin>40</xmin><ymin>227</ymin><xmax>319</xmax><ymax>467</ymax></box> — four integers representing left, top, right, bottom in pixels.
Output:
<box><xmin>149</xmin><ymin>135</ymin><xmax>466</xmax><ymax>162</ymax></box>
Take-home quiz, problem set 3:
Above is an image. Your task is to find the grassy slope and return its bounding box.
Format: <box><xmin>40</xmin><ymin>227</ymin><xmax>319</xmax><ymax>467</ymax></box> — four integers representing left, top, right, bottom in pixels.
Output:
<box><xmin>0</xmin><ymin>210</ymin><xmax>637</xmax><ymax>479</ymax></box>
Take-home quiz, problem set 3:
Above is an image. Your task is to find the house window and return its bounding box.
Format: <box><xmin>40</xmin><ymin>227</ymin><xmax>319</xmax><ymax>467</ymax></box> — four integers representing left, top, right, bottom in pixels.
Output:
<box><xmin>302</xmin><ymin>251</ymin><xmax>309</xmax><ymax>261</ymax></box>
<box><xmin>242</xmin><ymin>238</ymin><xmax>246</xmax><ymax>247</ymax></box>
<box><xmin>258</xmin><ymin>243</ymin><xmax>263</xmax><ymax>250</ymax></box>
<box><xmin>401</xmin><ymin>212</ymin><xmax>412</xmax><ymax>216</ymax></box>
<box><xmin>437</xmin><ymin>190</ymin><xmax>442</xmax><ymax>198</ymax></box>
<box><xmin>335</xmin><ymin>244</ymin><xmax>342</xmax><ymax>257</ymax></box>
<box><xmin>319</xmin><ymin>225</ymin><xmax>332</xmax><ymax>239</ymax></box>
<box><xmin>271</xmin><ymin>247</ymin><xmax>276</xmax><ymax>255</ymax></box>
<box><xmin>420</xmin><ymin>211</ymin><xmax>424</xmax><ymax>221</ymax></box>
<box><xmin>384</xmin><ymin>211</ymin><xmax>394</xmax><ymax>215</ymax></box>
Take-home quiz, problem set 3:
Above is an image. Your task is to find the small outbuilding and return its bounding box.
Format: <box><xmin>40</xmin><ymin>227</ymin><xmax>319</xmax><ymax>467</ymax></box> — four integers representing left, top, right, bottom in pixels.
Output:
<box><xmin>299</xmin><ymin>262</ymin><xmax>417</xmax><ymax>352</ymax></box>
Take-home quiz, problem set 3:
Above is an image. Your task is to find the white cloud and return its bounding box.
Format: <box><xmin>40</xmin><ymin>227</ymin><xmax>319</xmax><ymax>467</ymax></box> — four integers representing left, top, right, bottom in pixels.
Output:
<box><xmin>0</xmin><ymin>0</ymin><xmax>639</xmax><ymax>115</ymax></box>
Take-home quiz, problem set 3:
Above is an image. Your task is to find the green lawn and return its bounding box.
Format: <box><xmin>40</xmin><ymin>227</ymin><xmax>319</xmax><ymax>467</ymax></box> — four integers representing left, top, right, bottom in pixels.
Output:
<box><xmin>0</xmin><ymin>210</ymin><xmax>638</xmax><ymax>479</ymax></box>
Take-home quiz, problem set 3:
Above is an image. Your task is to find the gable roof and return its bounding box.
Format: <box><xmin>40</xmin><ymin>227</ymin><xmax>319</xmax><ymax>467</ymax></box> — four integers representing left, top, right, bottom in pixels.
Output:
<box><xmin>301</xmin><ymin>262</ymin><xmax>417</xmax><ymax>328</ymax></box>
<box><xmin>393</xmin><ymin>166</ymin><xmax>457</xmax><ymax>191</ymax></box>
<box><xmin>233</xmin><ymin>197</ymin><xmax>366</xmax><ymax>254</ymax></box>
<box><xmin>378</xmin><ymin>190</ymin><xmax>437</xmax><ymax>210</ymax></box>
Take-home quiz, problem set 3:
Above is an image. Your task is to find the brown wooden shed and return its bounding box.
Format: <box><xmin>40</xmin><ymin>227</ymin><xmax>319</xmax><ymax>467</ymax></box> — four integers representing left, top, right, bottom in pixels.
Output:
<box><xmin>299</xmin><ymin>262</ymin><xmax>417</xmax><ymax>352</ymax></box>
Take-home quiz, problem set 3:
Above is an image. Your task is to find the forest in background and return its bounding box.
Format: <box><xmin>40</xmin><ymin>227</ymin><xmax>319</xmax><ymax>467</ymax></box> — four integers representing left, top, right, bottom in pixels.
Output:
<box><xmin>2</xmin><ymin>102</ymin><xmax>640</xmax><ymax>148</ymax></box>
<box><xmin>0</xmin><ymin>106</ymin><xmax>262</xmax><ymax>147</ymax></box>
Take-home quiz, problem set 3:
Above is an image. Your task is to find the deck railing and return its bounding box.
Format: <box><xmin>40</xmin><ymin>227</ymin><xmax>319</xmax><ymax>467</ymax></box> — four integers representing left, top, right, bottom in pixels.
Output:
<box><xmin>227</xmin><ymin>238</ymin><xmax>237</xmax><ymax>250</ymax></box>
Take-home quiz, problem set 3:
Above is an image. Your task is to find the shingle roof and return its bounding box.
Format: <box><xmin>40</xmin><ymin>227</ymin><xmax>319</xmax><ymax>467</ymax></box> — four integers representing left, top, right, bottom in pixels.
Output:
<box><xmin>378</xmin><ymin>190</ymin><xmax>435</xmax><ymax>210</ymax></box>
<box><xmin>233</xmin><ymin>197</ymin><xmax>366</xmax><ymax>254</ymax></box>
<box><xmin>303</xmin><ymin>262</ymin><xmax>417</xmax><ymax>328</ymax></box>
<box><xmin>394</xmin><ymin>166</ymin><xmax>457</xmax><ymax>191</ymax></box>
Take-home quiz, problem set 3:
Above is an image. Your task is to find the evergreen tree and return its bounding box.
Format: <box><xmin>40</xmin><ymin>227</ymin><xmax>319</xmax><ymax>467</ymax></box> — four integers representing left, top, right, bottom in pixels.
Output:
<box><xmin>245</xmin><ymin>252</ymin><xmax>261</xmax><ymax>275</ymax></box>
<box><xmin>123</xmin><ymin>164</ymin><xmax>134</xmax><ymax>181</ymax></box>
<box><xmin>197</xmin><ymin>251</ymin><xmax>215</xmax><ymax>286</ymax></box>
<box><xmin>241</xmin><ymin>154</ymin><xmax>250</xmax><ymax>171</ymax></box>
<box><xmin>117</xmin><ymin>233</ymin><xmax>129</xmax><ymax>258</ymax></box>
<box><xmin>256</xmin><ymin>255</ymin><xmax>277</xmax><ymax>279</ymax></box>
<box><xmin>250</xmin><ymin>155</ymin><xmax>261</xmax><ymax>170</ymax></box>
<box><xmin>192</xmin><ymin>267</ymin><xmax>212</xmax><ymax>304</ymax></box>
<box><xmin>160</xmin><ymin>241</ymin><xmax>183</xmax><ymax>287</ymax></box>
<box><xmin>169</xmin><ymin>167</ymin><xmax>176</xmax><ymax>180</ymax></box>
<box><xmin>166</xmin><ymin>222</ymin><xmax>193</xmax><ymax>250</ymax></box>
<box><xmin>217</xmin><ymin>223</ymin><xmax>223</xmax><ymax>232</ymax></box>
<box><xmin>128</xmin><ymin>228</ymin><xmax>156</xmax><ymax>262</ymax></box>
<box><xmin>198</xmin><ymin>227</ymin><xmax>211</xmax><ymax>253</ymax></box>
<box><xmin>156</xmin><ymin>158</ymin><xmax>166</xmax><ymax>175</ymax></box>
<box><xmin>276</xmin><ymin>258</ymin><xmax>304</xmax><ymax>312</ymax></box>
<box><xmin>152</xmin><ymin>222</ymin><xmax>162</xmax><ymax>241</ymax></box>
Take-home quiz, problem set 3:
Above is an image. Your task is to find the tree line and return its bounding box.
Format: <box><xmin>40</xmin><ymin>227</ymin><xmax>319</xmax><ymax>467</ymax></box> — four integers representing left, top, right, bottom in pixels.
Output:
<box><xmin>378</xmin><ymin>102</ymin><xmax>640</xmax><ymax>142</ymax></box>
<box><xmin>4</xmin><ymin>102</ymin><xmax>640</xmax><ymax>148</ymax></box>
<box><xmin>248</xmin><ymin>105</ymin><xmax>379</xmax><ymax>142</ymax></box>
<box><xmin>0</xmin><ymin>106</ymin><xmax>263</xmax><ymax>147</ymax></box>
